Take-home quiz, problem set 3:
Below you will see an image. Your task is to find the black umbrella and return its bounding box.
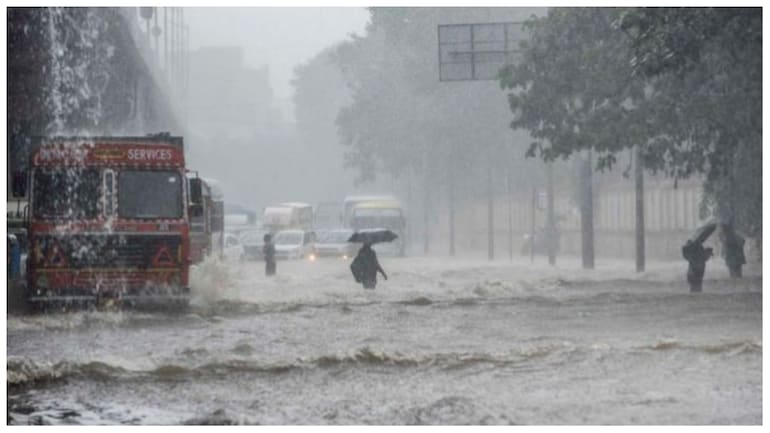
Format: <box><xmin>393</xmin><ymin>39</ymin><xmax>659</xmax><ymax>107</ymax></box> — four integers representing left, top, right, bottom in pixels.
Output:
<box><xmin>348</xmin><ymin>229</ymin><xmax>398</xmax><ymax>244</ymax></box>
<box><xmin>690</xmin><ymin>220</ymin><xmax>718</xmax><ymax>245</ymax></box>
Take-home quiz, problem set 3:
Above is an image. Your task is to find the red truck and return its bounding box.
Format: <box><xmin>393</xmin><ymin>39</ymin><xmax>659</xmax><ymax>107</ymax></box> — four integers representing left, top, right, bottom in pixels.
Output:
<box><xmin>187</xmin><ymin>174</ymin><xmax>225</xmax><ymax>263</ymax></box>
<box><xmin>13</xmin><ymin>134</ymin><xmax>200</xmax><ymax>309</ymax></box>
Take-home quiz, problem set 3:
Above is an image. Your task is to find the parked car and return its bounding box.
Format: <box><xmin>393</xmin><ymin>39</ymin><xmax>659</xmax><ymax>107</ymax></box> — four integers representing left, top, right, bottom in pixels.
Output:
<box><xmin>240</xmin><ymin>229</ymin><xmax>268</xmax><ymax>261</ymax></box>
<box><xmin>314</xmin><ymin>228</ymin><xmax>357</xmax><ymax>259</ymax></box>
<box><xmin>273</xmin><ymin>229</ymin><xmax>316</xmax><ymax>260</ymax></box>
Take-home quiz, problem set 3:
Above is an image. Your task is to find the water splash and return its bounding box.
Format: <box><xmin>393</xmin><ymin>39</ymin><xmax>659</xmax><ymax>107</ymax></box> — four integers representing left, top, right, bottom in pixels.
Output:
<box><xmin>190</xmin><ymin>255</ymin><xmax>236</xmax><ymax>306</ymax></box>
<box><xmin>45</xmin><ymin>7</ymin><xmax>115</xmax><ymax>136</ymax></box>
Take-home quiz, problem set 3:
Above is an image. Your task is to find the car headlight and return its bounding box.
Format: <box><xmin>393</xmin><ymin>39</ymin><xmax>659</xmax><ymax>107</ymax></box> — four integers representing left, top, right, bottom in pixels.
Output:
<box><xmin>308</xmin><ymin>253</ymin><xmax>317</xmax><ymax>261</ymax></box>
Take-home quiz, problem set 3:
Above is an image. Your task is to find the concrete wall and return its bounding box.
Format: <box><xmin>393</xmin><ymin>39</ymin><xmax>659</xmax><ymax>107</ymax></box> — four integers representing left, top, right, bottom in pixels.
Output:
<box><xmin>423</xmin><ymin>176</ymin><xmax>721</xmax><ymax>262</ymax></box>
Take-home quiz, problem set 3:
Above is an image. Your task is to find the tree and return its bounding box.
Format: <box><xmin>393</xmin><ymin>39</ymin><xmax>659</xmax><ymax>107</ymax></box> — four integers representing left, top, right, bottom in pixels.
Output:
<box><xmin>619</xmin><ymin>8</ymin><xmax>762</xmax><ymax>242</ymax></box>
<box><xmin>333</xmin><ymin>7</ymin><xmax>547</xmax><ymax>256</ymax></box>
<box><xmin>500</xmin><ymin>7</ymin><xmax>762</xmax><ymax>247</ymax></box>
<box><xmin>291</xmin><ymin>44</ymin><xmax>362</xmax><ymax>200</ymax></box>
<box><xmin>499</xmin><ymin>8</ymin><xmax>644</xmax><ymax>268</ymax></box>
<box><xmin>500</xmin><ymin>8</ymin><xmax>646</xmax><ymax>170</ymax></box>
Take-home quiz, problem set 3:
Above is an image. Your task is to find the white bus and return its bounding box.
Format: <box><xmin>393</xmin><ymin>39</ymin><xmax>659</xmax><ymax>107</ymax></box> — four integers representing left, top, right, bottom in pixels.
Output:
<box><xmin>347</xmin><ymin>197</ymin><xmax>406</xmax><ymax>256</ymax></box>
<box><xmin>342</xmin><ymin>195</ymin><xmax>399</xmax><ymax>228</ymax></box>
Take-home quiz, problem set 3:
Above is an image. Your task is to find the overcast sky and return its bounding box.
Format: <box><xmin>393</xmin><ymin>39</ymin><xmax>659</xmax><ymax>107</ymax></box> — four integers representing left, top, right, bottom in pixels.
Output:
<box><xmin>185</xmin><ymin>7</ymin><xmax>370</xmax><ymax>118</ymax></box>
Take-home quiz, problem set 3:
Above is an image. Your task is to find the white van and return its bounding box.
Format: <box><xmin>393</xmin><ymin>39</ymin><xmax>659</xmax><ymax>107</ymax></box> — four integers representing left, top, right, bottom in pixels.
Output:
<box><xmin>273</xmin><ymin>229</ymin><xmax>316</xmax><ymax>260</ymax></box>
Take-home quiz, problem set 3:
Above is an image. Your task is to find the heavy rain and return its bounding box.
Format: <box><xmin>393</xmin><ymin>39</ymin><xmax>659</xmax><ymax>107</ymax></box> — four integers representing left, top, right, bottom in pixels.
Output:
<box><xmin>5</xmin><ymin>6</ymin><xmax>763</xmax><ymax>426</ymax></box>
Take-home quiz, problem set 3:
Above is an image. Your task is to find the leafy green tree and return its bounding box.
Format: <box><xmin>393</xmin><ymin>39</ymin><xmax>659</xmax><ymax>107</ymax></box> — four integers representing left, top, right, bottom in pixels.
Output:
<box><xmin>500</xmin><ymin>8</ymin><xmax>646</xmax><ymax>170</ymax></box>
<box><xmin>500</xmin><ymin>7</ymin><xmax>762</xmax><ymax>244</ymax></box>
<box><xmin>619</xmin><ymin>7</ymin><xmax>762</xmax><ymax>241</ymax></box>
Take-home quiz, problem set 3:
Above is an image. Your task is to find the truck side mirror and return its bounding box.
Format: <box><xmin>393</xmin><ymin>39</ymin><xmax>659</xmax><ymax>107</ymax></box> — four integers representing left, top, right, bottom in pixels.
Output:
<box><xmin>11</xmin><ymin>171</ymin><xmax>27</xmax><ymax>198</ymax></box>
<box><xmin>189</xmin><ymin>177</ymin><xmax>202</xmax><ymax>205</ymax></box>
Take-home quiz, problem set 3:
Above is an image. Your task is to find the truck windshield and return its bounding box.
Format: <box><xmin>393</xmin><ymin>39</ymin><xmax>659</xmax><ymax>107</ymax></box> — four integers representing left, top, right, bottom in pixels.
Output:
<box><xmin>119</xmin><ymin>170</ymin><xmax>182</xmax><ymax>219</ymax></box>
<box><xmin>33</xmin><ymin>168</ymin><xmax>100</xmax><ymax>219</ymax></box>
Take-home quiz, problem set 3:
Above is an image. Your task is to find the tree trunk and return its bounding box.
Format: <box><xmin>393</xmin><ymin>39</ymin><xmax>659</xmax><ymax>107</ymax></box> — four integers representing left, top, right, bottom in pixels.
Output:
<box><xmin>635</xmin><ymin>145</ymin><xmax>645</xmax><ymax>272</ymax></box>
<box><xmin>580</xmin><ymin>152</ymin><xmax>595</xmax><ymax>269</ymax></box>
<box><xmin>530</xmin><ymin>186</ymin><xmax>536</xmax><ymax>263</ymax></box>
<box><xmin>547</xmin><ymin>162</ymin><xmax>556</xmax><ymax>266</ymax></box>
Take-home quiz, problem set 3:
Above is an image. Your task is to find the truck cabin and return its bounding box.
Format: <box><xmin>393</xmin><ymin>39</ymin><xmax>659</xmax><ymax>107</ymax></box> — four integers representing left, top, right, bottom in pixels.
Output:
<box><xmin>21</xmin><ymin>135</ymin><xmax>191</xmax><ymax>305</ymax></box>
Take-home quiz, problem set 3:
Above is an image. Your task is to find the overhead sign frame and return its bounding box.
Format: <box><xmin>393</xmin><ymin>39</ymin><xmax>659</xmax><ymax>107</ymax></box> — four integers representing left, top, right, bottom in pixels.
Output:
<box><xmin>438</xmin><ymin>21</ymin><xmax>527</xmax><ymax>82</ymax></box>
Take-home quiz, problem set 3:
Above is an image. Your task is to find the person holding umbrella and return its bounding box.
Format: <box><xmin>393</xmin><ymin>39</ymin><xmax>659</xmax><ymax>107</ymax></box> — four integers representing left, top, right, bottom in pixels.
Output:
<box><xmin>351</xmin><ymin>242</ymin><xmax>388</xmax><ymax>289</ymax></box>
<box><xmin>348</xmin><ymin>229</ymin><xmax>395</xmax><ymax>289</ymax></box>
<box><xmin>682</xmin><ymin>220</ymin><xmax>716</xmax><ymax>292</ymax></box>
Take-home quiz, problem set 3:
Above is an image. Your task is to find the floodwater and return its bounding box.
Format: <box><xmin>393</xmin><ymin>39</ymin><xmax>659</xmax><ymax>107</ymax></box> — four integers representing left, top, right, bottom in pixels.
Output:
<box><xmin>7</xmin><ymin>255</ymin><xmax>762</xmax><ymax>425</ymax></box>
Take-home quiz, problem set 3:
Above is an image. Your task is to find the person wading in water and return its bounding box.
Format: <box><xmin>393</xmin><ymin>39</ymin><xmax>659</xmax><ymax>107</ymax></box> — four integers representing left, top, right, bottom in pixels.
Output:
<box><xmin>263</xmin><ymin>233</ymin><xmax>276</xmax><ymax>276</ymax></box>
<box><xmin>350</xmin><ymin>242</ymin><xmax>387</xmax><ymax>289</ymax></box>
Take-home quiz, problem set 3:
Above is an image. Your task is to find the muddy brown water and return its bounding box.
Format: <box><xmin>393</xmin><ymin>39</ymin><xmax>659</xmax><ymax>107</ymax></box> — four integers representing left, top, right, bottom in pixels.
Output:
<box><xmin>7</xmin><ymin>257</ymin><xmax>762</xmax><ymax>425</ymax></box>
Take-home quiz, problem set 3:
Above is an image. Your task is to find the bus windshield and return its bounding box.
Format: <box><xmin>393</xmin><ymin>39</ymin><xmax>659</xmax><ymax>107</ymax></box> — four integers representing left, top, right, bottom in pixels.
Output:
<box><xmin>317</xmin><ymin>230</ymin><xmax>352</xmax><ymax>244</ymax></box>
<box><xmin>274</xmin><ymin>231</ymin><xmax>302</xmax><ymax>245</ymax></box>
<box><xmin>33</xmin><ymin>168</ymin><xmax>100</xmax><ymax>219</ymax></box>
<box><xmin>119</xmin><ymin>170</ymin><xmax>183</xmax><ymax>219</ymax></box>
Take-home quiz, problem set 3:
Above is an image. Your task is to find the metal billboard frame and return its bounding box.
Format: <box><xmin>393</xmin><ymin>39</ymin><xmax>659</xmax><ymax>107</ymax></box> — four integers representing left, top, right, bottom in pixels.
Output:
<box><xmin>438</xmin><ymin>21</ymin><xmax>527</xmax><ymax>82</ymax></box>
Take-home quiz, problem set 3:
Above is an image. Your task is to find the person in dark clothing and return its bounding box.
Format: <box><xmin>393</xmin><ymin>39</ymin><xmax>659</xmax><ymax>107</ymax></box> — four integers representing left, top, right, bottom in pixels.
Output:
<box><xmin>350</xmin><ymin>242</ymin><xmax>387</xmax><ymax>289</ymax></box>
<box><xmin>682</xmin><ymin>240</ymin><xmax>713</xmax><ymax>293</ymax></box>
<box><xmin>263</xmin><ymin>233</ymin><xmax>276</xmax><ymax>276</ymax></box>
<box><xmin>721</xmin><ymin>223</ymin><xmax>746</xmax><ymax>278</ymax></box>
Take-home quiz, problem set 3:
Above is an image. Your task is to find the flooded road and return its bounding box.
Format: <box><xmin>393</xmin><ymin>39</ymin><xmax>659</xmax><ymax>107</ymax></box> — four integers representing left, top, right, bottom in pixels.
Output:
<box><xmin>7</xmin><ymin>256</ymin><xmax>762</xmax><ymax>425</ymax></box>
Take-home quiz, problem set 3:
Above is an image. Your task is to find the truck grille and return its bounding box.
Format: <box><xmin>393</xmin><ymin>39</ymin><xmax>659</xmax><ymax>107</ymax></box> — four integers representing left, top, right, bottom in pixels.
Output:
<box><xmin>35</xmin><ymin>234</ymin><xmax>182</xmax><ymax>269</ymax></box>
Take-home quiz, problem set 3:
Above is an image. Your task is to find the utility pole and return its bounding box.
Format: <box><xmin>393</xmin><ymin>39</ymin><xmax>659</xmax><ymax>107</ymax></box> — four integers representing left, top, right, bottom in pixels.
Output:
<box><xmin>181</xmin><ymin>8</ymin><xmax>187</xmax><ymax>103</ymax></box>
<box><xmin>423</xmin><ymin>149</ymin><xmax>430</xmax><ymax>255</ymax></box>
<box><xmin>635</xmin><ymin>145</ymin><xmax>645</xmax><ymax>272</ymax></box>
<box><xmin>530</xmin><ymin>186</ymin><xmax>536</xmax><ymax>263</ymax></box>
<box><xmin>448</xmin><ymin>153</ymin><xmax>456</xmax><ymax>256</ymax></box>
<box><xmin>170</xmin><ymin>8</ymin><xmax>176</xmax><ymax>84</ymax></box>
<box><xmin>507</xmin><ymin>166</ymin><xmax>513</xmax><ymax>261</ymax></box>
<box><xmin>164</xmin><ymin>7</ymin><xmax>168</xmax><ymax>76</ymax></box>
<box><xmin>152</xmin><ymin>7</ymin><xmax>159</xmax><ymax>58</ymax></box>
<box><xmin>173</xmin><ymin>7</ymin><xmax>179</xmax><ymax>93</ymax></box>
<box><xmin>407</xmin><ymin>167</ymin><xmax>412</xmax><ymax>255</ymax></box>
<box><xmin>487</xmin><ymin>152</ymin><xmax>494</xmax><ymax>261</ymax></box>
